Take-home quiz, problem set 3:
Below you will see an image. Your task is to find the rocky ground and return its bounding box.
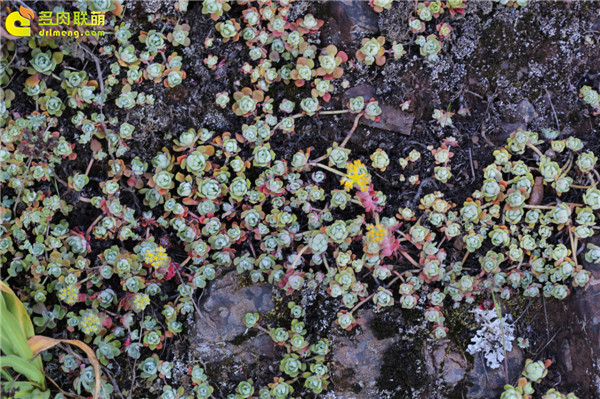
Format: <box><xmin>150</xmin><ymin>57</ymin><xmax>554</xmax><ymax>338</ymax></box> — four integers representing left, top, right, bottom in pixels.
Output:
<box><xmin>6</xmin><ymin>0</ymin><xmax>600</xmax><ymax>397</ymax></box>
<box><xmin>150</xmin><ymin>1</ymin><xmax>600</xmax><ymax>398</ymax></box>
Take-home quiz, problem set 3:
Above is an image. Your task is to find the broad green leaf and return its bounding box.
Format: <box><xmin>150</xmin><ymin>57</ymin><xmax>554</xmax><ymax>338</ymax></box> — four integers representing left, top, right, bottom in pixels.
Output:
<box><xmin>0</xmin><ymin>355</ymin><xmax>45</xmax><ymax>387</ymax></box>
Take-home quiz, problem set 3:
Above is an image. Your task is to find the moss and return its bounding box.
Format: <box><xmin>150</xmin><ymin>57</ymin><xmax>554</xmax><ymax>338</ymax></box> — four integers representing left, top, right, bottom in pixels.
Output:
<box><xmin>567</xmin><ymin>110</ymin><xmax>581</xmax><ymax>125</ymax></box>
<box><xmin>369</xmin><ymin>310</ymin><xmax>403</xmax><ymax>340</ymax></box>
<box><xmin>445</xmin><ymin>379</ymin><xmax>472</xmax><ymax>399</ymax></box>
<box><xmin>262</xmin><ymin>293</ymin><xmax>290</xmax><ymax>326</ymax></box>
<box><xmin>231</xmin><ymin>329</ymin><xmax>258</xmax><ymax>345</ymax></box>
<box><xmin>445</xmin><ymin>303</ymin><xmax>477</xmax><ymax>355</ymax></box>
<box><xmin>376</xmin><ymin>337</ymin><xmax>429</xmax><ymax>394</ymax></box>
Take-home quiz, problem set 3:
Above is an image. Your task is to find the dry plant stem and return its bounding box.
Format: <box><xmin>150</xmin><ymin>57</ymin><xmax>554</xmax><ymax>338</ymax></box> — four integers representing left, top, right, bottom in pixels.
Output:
<box><xmin>491</xmin><ymin>291</ymin><xmax>509</xmax><ymax>385</ymax></box>
<box><xmin>568</xmin><ymin>225</ymin><xmax>578</xmax><ymax>268</ymax></box>
<box><xmin>179</xmin><ymin>256</ymin><xmax>192</xmax><ymax>268</ymax></box>
<box><xmin>102</xmin><ymin>366</ymin><xmax>126</xmax><ymax>399</ymax></box>
<box><xmin>313</xmin><ymin>162</ymin><xmax>346</xmax><ymax>177</ymax></box>
<box><xmin>173</xmin><ymin>264</ymin><xmax>203</xmax><ymax>318</ymax></box>
<box><xmin>319</xmin><ymin>109</ymin><xmax>350</xmax><ymax>116</ymax></box>
<box><xmin>322</xmin><ymin>255</ymin><xmax>331</xmax><ymax>273</ymax></box>
<box><xmin>545</xmin><ymin>87</ymin><xmax>561</xmax><ymax>131</ymax></box>
<box><xmin>544</xmin><ymin>87</ymin><xmax>560</xmax><ymax>132</ymax></box>
<box><xmin>85</xmin><ymin>157</ymin><xmax>95</xmax><ymax>176</ymax></box>
<box><xmin>289</xmin><ymin>245</ymin><xmax>309</xmax><ymax>269</ymax></box>
<box><xmin>591</xmin><ymin>169</ymin><xmax>600</xmax><ymax>188</ymax></box>
<box><xmin>80</xmin><ymin>44</ymin><xmax>112</xmax><ymax>161</ymax></box>
<box><xmin>127</xmin><ymin>315</ymin><xmax>144</xmax><ymax>399</ymax></box>
<box><xmin>12</xmin><ymin>157</ymin><xmax>33</xmax><ymax>213</ymax></box>
<box><xmin>526</xmin><ymin>143</ymin><xmax>544</xmax><ymax>158</ymax></box>
<box><xmin>311</xmin><ymin>113</ymin><xmax>363</xmax><ymax>163</ymax></box>
<box><xmin>256</xmin><ymin>325</ymin><xmax>270</xmax><ymax>335</ymax></box>
<box><xmin>85</xmin><ymin>214</ymin><xmax>104</xmax><ymax>236</ymax></box>
<box><xmin>340</xmin><ymin>113</ymin><xmax>363</xmax><ymax>148</ymax></box>
<box><xmin>350</xmin><ymin>275</ymin><xmax>401</xmax><ymax>314</ymax></box>
<box><xmin>55</xmin><ymin>175</ymin><xmax>69</xmax><ymax>188</ymax></box>
<box><xmin>560</xmin><ymin>154</ymin><xmax>573</xmax><ymax>175</ymax></box>
<box><xmin>399</xmin><ymin>249</ymin><xmax>420</xmax><ymax>267</ymax></box>
<box><xmin>350</xmin><ymin>293</ymin><xmax>375</xmax><ymax>314</ymax></box>
<box><xmin>276</xmin><ymin>109</ymin><xmax>350</xmax><ymax>131</ymax></box>
<box><xmin>534</xmin><ymin>327</ymin><xmax>562</xmax><ymax>358</ymax></box>
<box><xmin>43</xmin><ymin>371</ymin><xmax>87</xmax><ymax>399</ymax></box>
<box><xmin>543</xmin><ymin>296</ymin><xmax>550</xmax><ymax>341</ymax></box>
<box><xmin>468</xmin><ymin>148</ymin><xmax>475</xmax><ymax>179</ymax></box>
<box><xmin>523</xmin><ymin>204</ymin><xmax>556</xmax><ymax>210</ymax></box>
<box><xmin>461</xmin><ymin>251</ymin><xmax>470</xmax><ymax>265</ymax></box>
<box><xmin>523</xmin><ymin>203</ymin><xmax>583</xmax><ymax>209</ymax></box>
<box><xmin>311</xmin><ymin>153</ymin><xmax>329</xmax><ymax>164</ymax></box>
<box><xmin>570</xmin><ymin>184</ymin><xmax>593</xmax><ymax>189</ymax></box>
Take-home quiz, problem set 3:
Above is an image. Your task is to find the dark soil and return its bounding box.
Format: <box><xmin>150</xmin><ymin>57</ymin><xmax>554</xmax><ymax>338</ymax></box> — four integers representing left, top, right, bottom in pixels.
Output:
<box><xmin>5</xmin><ymin>0</ymin><xmax>600</xmax><ymax>397</ymax></box>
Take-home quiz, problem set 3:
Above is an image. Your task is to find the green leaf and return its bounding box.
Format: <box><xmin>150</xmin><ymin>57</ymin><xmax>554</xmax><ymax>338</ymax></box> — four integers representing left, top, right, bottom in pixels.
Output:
<box><xmin>0</xmin><ymin>355</ymin><xmax>46</xmax><ymax>387</ymax></box>
<box><xmin>0</xmin><ymin>280</ymin><xmax>35</xmax><ymax>337</ymax></box>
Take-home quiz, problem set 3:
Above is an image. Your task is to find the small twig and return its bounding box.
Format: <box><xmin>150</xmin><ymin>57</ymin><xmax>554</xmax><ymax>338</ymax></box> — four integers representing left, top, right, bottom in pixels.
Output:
<box><xmin>85</xmin><ymin>157</ymin><xmax>95</xmax><ymax>176</ymax></box>
<box><xmin>351</xmin><ymin>275</ymin><xmax>401</xmax><ymax>314</ymax></box>
<box><xmin>102</xmin><ymin>366</ymin><xmax>125</xmax><ymax>399</ymax></box>
<box><xmin>289</xmin><ymin>245</ymin><xmax>309</xmax><ymax>269</ymax></box>
<box><xmin>127</xmin><ymin>316</ymin><xmax>144</xmax><ymax>399</ymax></box>
<box><xmin>491</xmin><ymin>291</ymin><xmax>509</xmax><ymax>385</ymax></box>
<box><xmin>79</xmin><ymin>44</ymin><xmax>110</xmax><ymax>147</ymax></box>
<box><xmin>340</xmin><ymin>113</ymin><xmax>363</xmax><ymax>148</ymax></box>
<box><xmin>179</xmin><ymin>256</ymin><xmax>192</xmax><ymax>268</ymax></box>
<box><xmin>526</xmin><ymin>143</ymin><xmax>544</xmax><ymax>158</ymax></box>
<box><xmin>350</xmin><ymin>293</ymin><xmax>375</xmax><ymax>314</ymax></box>
<box><xmin>80</xmin><ymin>44</ymin><xmax>105</xmax><ymax>108</ymax></box>
<box><xmin>172</xmin><ymin>263</ymin><xmax>202</xmax><ymax>318</ymax></box>
<box><xmin>85</xmin><ymin>214</ymin><xmax>104</xmax><ymax>236</ymax></box>
<box><xmin>12</xmin><ymin>158</ymin><xmax>33</xmax><ymax>213</ymax></box>
<box><xmin>513</xmin><ymin>299</ymin><xmax>532</xmax><ymax>324</ymax></box>
<box><xmin>480</xmin><ymin>352</ymin><xmax>491</xmax><ymax>387</ymax></box>
<box><xmin>465</xmin><ymin>89</ymin><xmax>484</xmax><ymax>99</ymax></box>
<box><xmin>545</xmin><ymin>88</ymin><xmax>560</xmax><ymax>132</ymax></box>
<box><xmin>568</xmin><ymin>225</ymin><xmax>579</xmax><ymax>268</ymax></box>
<box><xmin>398</xmin><ymin>249</ymin><xmax>420</xmax><ymax>267</ymax></box>
<box><xmin>54</xmin><ymin>175</ymin><xmax>69</xmax><ymax>188</ymax></box>
<box><xmin>312</xmin><ymin>162</ymin><xmax>346</xmax><ymax>177</ymax></box>
<box><xmin>543</xmin><ymin>296</ymin><xmax>550</xmax><ymax>341</ymax></box>
<box><xmin>468</xmin><ymin>148</ymin><xmax>475</xmax><ymax>179</ymax></box>
<box><xmin>42</xmin><ymin>371</ymin><xmax>87</xmax><ymax>399</ymax></box>
<box><xmin>534</xmin><ymin>327</ymin><xmax>562</xmax><ymax>358</ymax></box>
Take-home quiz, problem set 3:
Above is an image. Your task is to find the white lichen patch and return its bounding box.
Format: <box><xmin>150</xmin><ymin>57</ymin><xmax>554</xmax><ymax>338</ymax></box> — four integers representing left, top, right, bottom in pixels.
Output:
<box><xmin>466</xmin><ymin>307</ymin><xmax>515</xmax><ymax>369</ymax></box>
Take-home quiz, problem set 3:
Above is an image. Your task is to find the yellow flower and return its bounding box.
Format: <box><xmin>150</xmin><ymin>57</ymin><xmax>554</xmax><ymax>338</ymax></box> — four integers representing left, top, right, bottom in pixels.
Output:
<box><xmin>58</xmin><ymin>284</ymin><xmax>79</xmax><ymax>305</ymax></box>
<box><xmin>366</xmin><ymin>223</ymin><xmax>387</xmax><ymax>243</ymax></box>
<box><xmin>340</xmin><ymin>160</ymin><xmax>371</xmax><ymax>192</ymax></box>
<box><xmin>79</xmin><ymin>312</ymin><xmax>101</xmax><ymax>335</ymax></box>
<box><xmin>143</xmin><ymin>246</ymin><xmax>170</xmax><ymax>268</ymax></box>
<box><xmin>133</xmin><ymin>293</ymin><xmax>151</xmax><ymax>312</ymax></box>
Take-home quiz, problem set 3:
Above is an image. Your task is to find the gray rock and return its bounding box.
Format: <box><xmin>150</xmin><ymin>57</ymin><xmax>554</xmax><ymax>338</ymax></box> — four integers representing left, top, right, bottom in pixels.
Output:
<box><xmin>423</xmin><ymin>340</ymin><xmax>469</xmax><ymax>389</ymax></box>
<box><xmin>330</xmin><ymin>310</ymin><xmax>399</xmax><ymax>398</ymax></box>
<box><xmin>326</xmin><ymin>0</ymin><xmax>379</xmax><ymax>47</ymax></box>
<box><xmin>466</xmin><ymin>346</ymin><xmax>524</xmax><ymax>399</ymax></box>
<box><xmin>192</xmin><ymin>273</ymin><xmax>275</xmax><ymax>364</ymax></box>
<box><xmin>517</xmin><ymin>99</ymin><xmax>538</xmax><ymax>124</ymax></box>
<box><xmin>344</xmin><ymin>85</ymin><xmax>414</xmax><ymax>137</ymax></box>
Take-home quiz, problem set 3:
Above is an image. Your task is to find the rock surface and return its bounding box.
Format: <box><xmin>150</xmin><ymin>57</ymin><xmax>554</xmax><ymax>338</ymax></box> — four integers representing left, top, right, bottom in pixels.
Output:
<box><xmin>192</xmin><ymin>273</ymin><xmax>276</xmax><ymax>373</ymax></box>
<box><xmin>330</xmin><ymin>310</ymin><xmax>400</xmax><ymax>398</ymax></box>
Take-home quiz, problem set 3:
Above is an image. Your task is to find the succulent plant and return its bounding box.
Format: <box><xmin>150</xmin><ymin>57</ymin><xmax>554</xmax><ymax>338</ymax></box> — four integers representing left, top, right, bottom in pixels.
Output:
<box><xmin>356</xmin><ymin>37</ymin><xmax>386</xmax><ymax>66</ymax></box>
